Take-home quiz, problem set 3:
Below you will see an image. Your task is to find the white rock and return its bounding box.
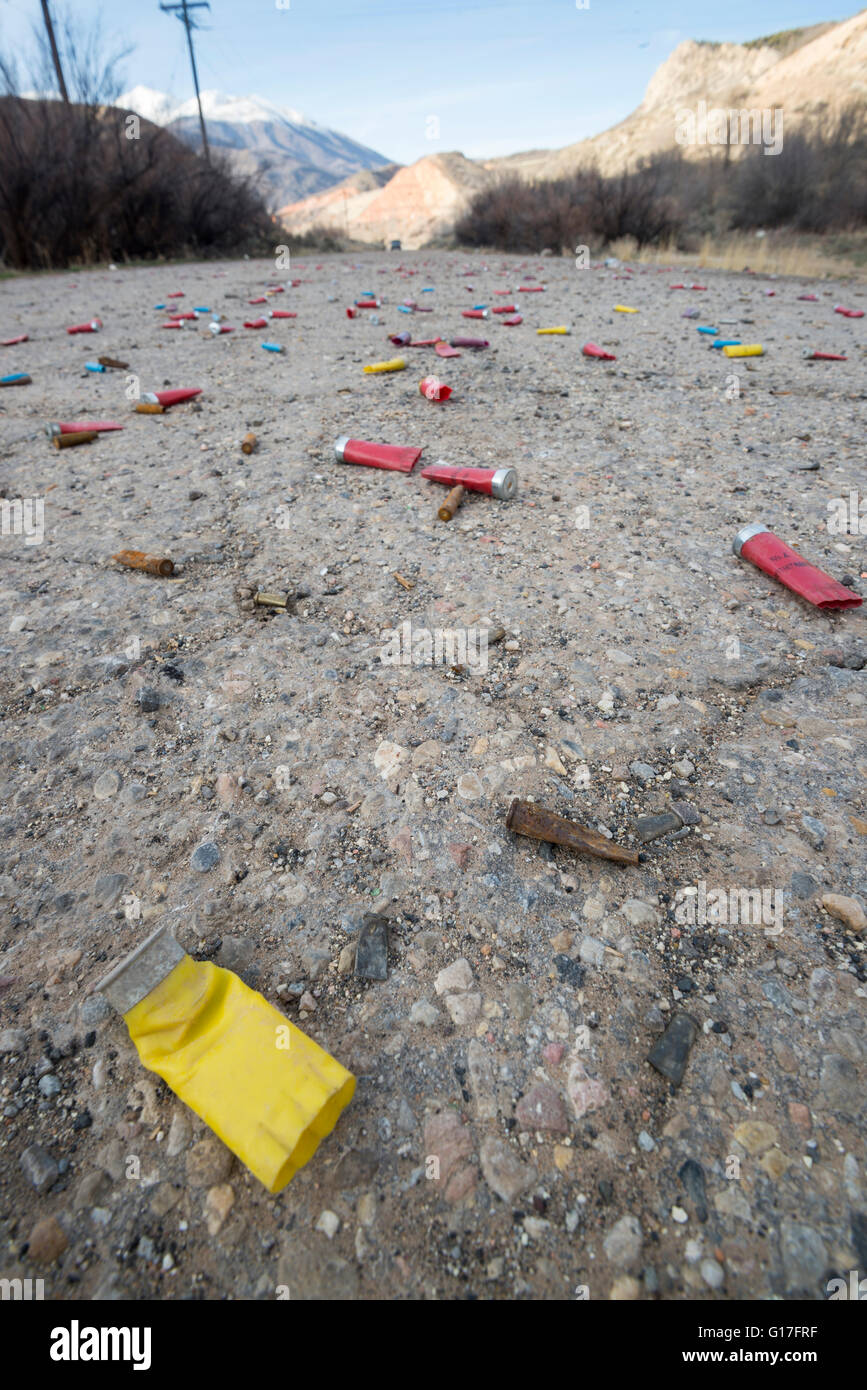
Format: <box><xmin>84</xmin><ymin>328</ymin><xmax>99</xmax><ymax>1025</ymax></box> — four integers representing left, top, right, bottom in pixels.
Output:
<box><xmin>435</xmin><ymin>958</ymin><xmax>474</xmax><ymax>995</ymax></box>
<box><xmin>373</xmin><ymin>740</ymin><xmax>407</xmax><ymax>779</ymax></box>
<box><xmin>315</xmin><ymin>1209</ymin><xmax>340</xmax><ymax>1239</ymax></box>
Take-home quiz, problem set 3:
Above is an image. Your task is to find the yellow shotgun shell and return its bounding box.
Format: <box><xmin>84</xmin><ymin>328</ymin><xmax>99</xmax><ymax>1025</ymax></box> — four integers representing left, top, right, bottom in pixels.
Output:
<box><xmin>363</xmin><ymin>357</ymin><xmax>407</xmax><ymax>374</ymax></box>
<box><xmin>723</xmin><ymin>344</ymin><xmax>764</xmax><ymax>357</ymax></box>
<box><xmin>97</xmin><ymin>927</ymin><xmax>355</xmax><ymax>1193</ymax></box>
<box><xmin>537</xmin><ymin>326</ymin><xmax>571</xmax><ymax>335</ymax></box>
<box><xmin>613</xmin><ymin>305</ymin><xmax>638</xmax><ymax>313</ymax></box>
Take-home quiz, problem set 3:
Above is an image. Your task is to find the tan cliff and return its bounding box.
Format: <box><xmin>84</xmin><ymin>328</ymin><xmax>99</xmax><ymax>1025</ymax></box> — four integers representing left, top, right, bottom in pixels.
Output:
<box><xmin>278</xmin><ymin>11</ymin><xmax>867</xmax><ymax>246</ymax></box>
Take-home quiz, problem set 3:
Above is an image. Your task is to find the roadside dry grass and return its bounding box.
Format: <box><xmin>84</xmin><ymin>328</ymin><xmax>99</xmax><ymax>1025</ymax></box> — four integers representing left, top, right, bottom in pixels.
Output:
<box><xmin>607</xmin><ymin>231</ymin><xmax>867</xmax><ymax>280</ymax></box>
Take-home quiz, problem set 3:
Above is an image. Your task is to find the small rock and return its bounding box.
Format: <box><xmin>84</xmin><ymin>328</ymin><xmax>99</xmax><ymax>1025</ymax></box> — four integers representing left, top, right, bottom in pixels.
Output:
<box><xmin>38</xmin><ymin>1074</ymin><xmax>61</xmax><ymax>1098</ymax></box>
<box><xmin>0</xmin><ymin>1027</ymin><xmax>26</xmax><ymax>1054</ymax></box>
<box><xmin>27</xmin><ymin>1216</ymin><xmax>68</xmax><ymax>1263</ymax></box>
<box><xmin>457</xmin><ymin>772</ymin><xmax>484</xmax><ymax>800</ymax></box>
<box><xmin>800</xmin><ymin>814</ymin><xmax>826</xmax><ymax>850</ymax></box>
<box><xmin>136</xmin><ymin>686</ymin><xmax>160</xmax><ymax>714</ymax></box>
<box><xmin>672</xmin><ymin>759</ymin><xmax>695</xmax><ymax>779</ymax></box>
<box><xmin>647</xmin><ymin>1012</ymin><xmax>698</xmax><ymax>1086</ymax></box>
<box><xmin>779</xmin><ymin>1219</ymin><xmax>828</xmax><ymax>1293</ymax></box>
<box><xmin>191</xmin><ymin>841</ymin><xmax>221</xmax><ymax>872</ymax></box>
<box><xmin>515</xmin><ymin>1082</ymin><xmax>568</xmax><ymax>1134</ymax></box>
<box><xmin>315</xmin><ymin>1210</ymin><xmax>340</xmax><ymax>1239</ymax></box>
<box><xmin>603</xmin><ymin>1214</ymin><xmax>643</xmax><ymax>1269</ymax></box>
<box><xmin>409</xmin><ymin>1000</ymin><xmax>439</xmax><ymax>1026</ymax></box>
<box><xmin>435</xmin><ymin>958</ymin><xmax>474</xmax><ymax>995</ymax></box>
<box><xmin>734</xmin><ymin>1121</ymin><xmax>778</xmax><ymax>1155</ymax></box>
<box><xmin>186</xmin><ymin>1137</ymin><xmax>234</xmax><ymax>1187</ymax></box>
<box><xmin>630</xmin><ymin>761</ymin><xmax>656</xmax><ymax>785</ymax></box>
<box><xmin>820</xmin><ymin>1054</ymin><xmax>860</xmax><ymax>1114</ymax></box>
<box><xmin>445</xmin><ymin>993</ymin><xmax>481</xmax><ymax>1026</ymax></box>
<box><xmin>204</xmin><ymin>1184</ymin><xmax>235</xmax><ymax>1236</ymax></box>
<box><xmin>479</xmin><ymin>1136</ymin><xmax>536</xmax><ymax>1203</ymax></box>
<box><xmin>93</xmin><ymin>770</ymin><xmax>122</xmax><ymax>800</ymax></box>
<box><xmin>635</xmin><ymin>811</ymin><xmax>683</xmax><ymax>843</ymax></box>
<box><xmin>821</xmin><ymin>893</ymin><xmax>866</xmax><ymax>934</ymax></box>
<box><xmin>20</xmin><ymin>1144</ymin><xmax>59</xmax><ymax>1192</ymax></box>
<box><xmin>701</xmin><ymin>1258</ymin><xmax>724</xmax><ymax>1290</ymax></box>
<box><xmin>92</xmin><ymin>873</ymin><xmax>129</xmax><ymax>908</ymax></box>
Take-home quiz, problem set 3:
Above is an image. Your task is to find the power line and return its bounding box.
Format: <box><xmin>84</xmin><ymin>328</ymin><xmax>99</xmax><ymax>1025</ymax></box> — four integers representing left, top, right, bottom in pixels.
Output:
<box><xmin>159</xmin><ymin>0</ymin><xmax>211</xmax><ymax>163</ymax></box>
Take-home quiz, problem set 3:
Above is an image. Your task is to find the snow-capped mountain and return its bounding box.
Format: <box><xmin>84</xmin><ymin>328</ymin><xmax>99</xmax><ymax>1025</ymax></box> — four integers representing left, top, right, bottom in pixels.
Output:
<box><xmin>117</xmin><ymin>86</ymin><xmax>393</xmax><ymax>209</ymax></box>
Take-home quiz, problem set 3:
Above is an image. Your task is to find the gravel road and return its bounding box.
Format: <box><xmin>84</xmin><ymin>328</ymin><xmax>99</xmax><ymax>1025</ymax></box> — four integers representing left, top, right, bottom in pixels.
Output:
<box><xmin>0</xmin><ymin>251</ymin><xmax>865</xmax><ymax>1300</ymax></box>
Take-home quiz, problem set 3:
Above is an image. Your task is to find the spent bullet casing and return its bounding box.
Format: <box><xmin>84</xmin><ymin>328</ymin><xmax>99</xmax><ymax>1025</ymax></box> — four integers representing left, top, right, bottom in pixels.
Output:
<box><xmin>112</xmin><ymin>550</ymin><xmax>174</xmax><ymax>577</ymax></box>
<box><xmin>438</xmin><ymin>485</ymin><xmax>465</xmax><ymax>522</ymax></box>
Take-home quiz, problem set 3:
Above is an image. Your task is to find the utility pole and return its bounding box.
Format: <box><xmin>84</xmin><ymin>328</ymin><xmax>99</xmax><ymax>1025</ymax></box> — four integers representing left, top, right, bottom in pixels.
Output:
<box><xmin>40</xmin><ymin>0</ymin><xmax>69</xmax><ymax>103</ymax></box>
<box><xmin>159</xmin><ymin>0</ymin><xmax>211</xmax><ymax>163</ymax></box>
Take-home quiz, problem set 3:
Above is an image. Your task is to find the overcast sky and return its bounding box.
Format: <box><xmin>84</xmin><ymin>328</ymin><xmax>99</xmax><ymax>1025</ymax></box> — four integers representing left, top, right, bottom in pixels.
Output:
<box><xmin>0</xmin><ymin>0</ymin><xmax>854</xmax><ymax>163</ymax></box>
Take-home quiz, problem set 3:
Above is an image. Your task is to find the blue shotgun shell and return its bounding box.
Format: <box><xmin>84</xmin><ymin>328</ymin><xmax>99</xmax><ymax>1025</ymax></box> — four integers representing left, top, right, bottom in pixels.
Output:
<box><xmin>85</xmin><ymin>361</ymin><xmax>106</xmax><ymax>372</ymax></box>
<box><xmin>1</xmin><ymin>372</ymin><xmax>31</xmax><ymax>383</ymax></box>
<box><xmin>697</xmin><ymin>325</ymin><xmax>719</xmax><ymax>334</ymax></box>
<box><xmin>261</xmin><ymin>342</ymin><xmax>284</xmax><ymax>353</ymax></box>
<box><xmin>711</xmin><ymin>339</ymin><xmax>741</xmax><ymax>349</ymax></box>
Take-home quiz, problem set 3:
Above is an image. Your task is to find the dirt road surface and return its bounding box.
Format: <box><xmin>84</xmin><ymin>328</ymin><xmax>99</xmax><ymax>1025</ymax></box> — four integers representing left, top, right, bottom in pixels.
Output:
<box><xmin>0</xmin><ymin>253</ymin><xmax>864</xmax><ymax>1300</ymax></box>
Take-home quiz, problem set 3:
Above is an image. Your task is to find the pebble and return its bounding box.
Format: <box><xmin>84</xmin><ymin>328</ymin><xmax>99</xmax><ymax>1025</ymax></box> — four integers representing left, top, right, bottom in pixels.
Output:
<box><xmin>457</xmin><ymin>771</ymin><xmax>484</xmax><ymax>800</ymax></box>
<box><xmin>672</xmin><ymin>759</ymin><xmax>695</xmax><ymax>778</ymax></box>
<box><xmin>779</xmin><ymin>1219</ymin><xmax>827</xmax><ymax>1293</ymax></box>
<box><xmin>38</xmin><ymin>1074</ymin><xmax>61</xmax><ymax>1098</ymax></box>
<box><xmin>479</xmin><ymin>1136</ymin><xmax>536</xmax><ymax>1203</ymax></box>
<box><xmin>93</xmin><ymin>770</ymin><xmax>123</xmax><ymax>800</ymax></box>
<box><xmin>630</xmin><ymin>761</ymin><xmax>656</xmax><ymax>785</ymax></box>
<box><xmin>20</xmin><ymin>1144</ymin><xmax>59</xmax><ymax>1192</ymax></box>
<box><xmin>27</xmin><ymin>1216</ymin><xmax>69</xmax><ymax>1262</ymax></box>
<box><xmin>701</xmin><ymin>1258</ymin><xmax>724</xmax><ymax>1290</ymax></box>
<box><xmin>671</xmin><ymin>1206</ymin><xmax>688</xmax><ymax>1224</ymax></box>
<box><xmin>445</xmin><ymin>992</ymin><xmax>482</xmax><ymax>1025</ymax></box>
<box><xmin>800</xmin><ymin>814</ymin><xmax>826</xmax><ymax>850</ymax></box>
<box><xmin>820</xmin><ymin>893</ymin><xmax>866</xmax><ymax>934</ymax></box>
<box><xmin>820</xmin><ymin>1054</ymin><xmax>860</xmax><ymax>1113</ymax></box>
<box><xmin>435</xmin><ymin>958</ymin><xmax>474</xmax><ymax>994</ymax></box>
<box><xmin>191</xmin><ymin>841</ymin><xmax>221</xmax><ymax>872</ymax></box>
<box><xmin>647</xmin><ymin>1012</ymin><xmax>698</xmax><ymax>1086</ymax></box>
<box><xmin>0</xmin><ymin>1027</ymin><xmax>26</xmax><ymax>1054</ymax></box>
<box><xmin>204</xmin><ymin>1184</ymin><xmax>235</xmax><ymax>1236</ymax></box>
<box><xmin>136</xmin><ymin>686</ymin><xmax>160</xmax><ymax>713</ymax></box>
<box><xmin>315</xmin><ymin>1210</ymin><xmax>340</xmax><ymax>1239</ymax></box>
<box><xmin>637</xmin><ymin>1130</ymin><xmax>656</xmax><ymax>1152</ymax></box>
<box><xmin>603</xmin><ymin>1214</ymin><xmax>643</xmax><ymax>1269</ymax></box>
<box><xmin>635</xmin><ymin>811</ymin><xmax>683</xmax><ymax>843</ymax></box>
<box><xmin>734</xmin><ymin>1121</ymin><xmax>778</xmax><ymax>1155</ymax></box>
<box><xmin>515</xmin><ymin>1082</ymin><xmax>568</xmax><ymax>1134</ymax></box>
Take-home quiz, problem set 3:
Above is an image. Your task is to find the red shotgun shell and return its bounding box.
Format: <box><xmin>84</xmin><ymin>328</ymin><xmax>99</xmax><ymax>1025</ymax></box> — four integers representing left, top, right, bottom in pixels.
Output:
<box><xmin>582</xmin><ymin>341</ymin><xmax>616</xmax><ymax>360</ymax></box>
<box><xmin>141</xmin><ymin>388</ymin><xmax>202</xmax><ymax>407</ymax></box>
<box><xmin>244</xmin><ymin>318</ymin><xmax>268</xmax><ymax>329</ymax></box>
<box><xmin>46</xmin><ymin>420</ymin><xmax>123</xmax><ymax>436</ymax></box>
<box><xmin>733</xmin><ymin>524</ymin><xmax>862</xmax><ymax>610</ymax></box>
<box><xmin>333</xmin><ymin>436</ymin><xmax>422</xmax><ymax>473</ymax></box>
<box><xmin>419</xmin><ymin>376</ymin><xmax>452</xmax><ymax>402</ymax></box>
<box><xmin>67</xmin><ymin>319</ymin><xmax>102</xmax><ymax>334</ymax></box>
<box><xmin>420</xmin><ymin>462</ymin><xmax>517</xmax><ymax>499</ymax></box>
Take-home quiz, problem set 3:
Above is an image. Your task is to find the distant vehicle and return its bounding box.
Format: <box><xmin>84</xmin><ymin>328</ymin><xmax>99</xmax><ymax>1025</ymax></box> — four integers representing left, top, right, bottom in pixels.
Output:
<box><xmin>389</xmin><ymin>239</ymin><xmax>401</xmax><ymax>251</ymax></box>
